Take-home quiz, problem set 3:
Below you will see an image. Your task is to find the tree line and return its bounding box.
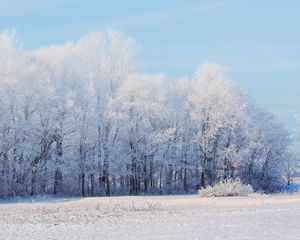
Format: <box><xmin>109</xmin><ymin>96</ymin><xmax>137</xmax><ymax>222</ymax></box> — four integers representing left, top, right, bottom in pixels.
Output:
<box><xmin>0</xmin><ymin>31</ymin><xmax>296</xmax><ymax>198</ymax></box>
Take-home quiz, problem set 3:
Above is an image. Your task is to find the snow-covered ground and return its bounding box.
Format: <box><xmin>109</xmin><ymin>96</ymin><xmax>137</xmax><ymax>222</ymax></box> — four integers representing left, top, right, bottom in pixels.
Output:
<box><xmin>0</xmin><ymin>194</ymin><xmax>300</xmax><ymax>240</ymax></box>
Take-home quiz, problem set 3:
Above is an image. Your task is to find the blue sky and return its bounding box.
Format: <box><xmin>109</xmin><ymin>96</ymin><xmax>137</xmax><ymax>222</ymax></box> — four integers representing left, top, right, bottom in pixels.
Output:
<box><xmin>0</xmin><ymin>0</ymin><xmax>299</xmax><ymax>128</ymax></box>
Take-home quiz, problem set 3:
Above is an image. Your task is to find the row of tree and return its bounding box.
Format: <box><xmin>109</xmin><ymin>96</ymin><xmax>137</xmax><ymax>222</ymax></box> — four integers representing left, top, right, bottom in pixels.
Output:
<box><xmin>0</xmin><ymin>31</ymin><xmax>296</xmax><ymax>198</ymax></box>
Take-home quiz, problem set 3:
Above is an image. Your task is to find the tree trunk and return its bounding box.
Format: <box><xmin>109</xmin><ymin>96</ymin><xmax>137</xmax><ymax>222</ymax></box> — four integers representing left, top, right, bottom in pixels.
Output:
<box><xmin>90</xmin><ymin>173</ymin><xmax>95</xmax><ymax>196</ymax></box>
<box><xmin>54</xmin><ymin>170</ymin><xmax>62</xmax><ymax>195</ymax></box>
<box><xmin>183</xmin><ymin>168</ymin><xmax>188</xmax><ymax>193</ymax></box>
<box><xmin>30</xmin><ymin>170</ymin><xmax>36</xmax><ymax>196</ymax></box>
<box><xmin>81</xmin><ymin>173</ymin><xmax>85</xmax><ymax>197</ymax></box>
<box><xmin>200</xmin><ymin>170</ymin><xmax>206</xmax><ymax>189</ymax></box>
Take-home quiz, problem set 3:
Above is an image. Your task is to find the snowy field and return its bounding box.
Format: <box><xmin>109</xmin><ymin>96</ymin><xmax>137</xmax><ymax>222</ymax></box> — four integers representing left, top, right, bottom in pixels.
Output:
<box><xmin>1</xmin><ymin>194</ymin><xmax>300</xmax><ymax>240</ymax></box>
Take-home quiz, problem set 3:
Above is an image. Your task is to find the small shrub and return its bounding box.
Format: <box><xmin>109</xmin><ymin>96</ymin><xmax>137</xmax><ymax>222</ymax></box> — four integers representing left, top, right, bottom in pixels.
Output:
<box><xmin>128</xmin><ymin>201</ymin><xmax>162</xmax><ymax>212</ymax></box>
<box><xmin>96</xmin><ymin>201</ymin><xmax>162</xmax><ymax>213</ymax></box>
<box><xmin>199</xmin><ymin>178</ymin><xmax>253</xmax><ymax>197</ymax></box>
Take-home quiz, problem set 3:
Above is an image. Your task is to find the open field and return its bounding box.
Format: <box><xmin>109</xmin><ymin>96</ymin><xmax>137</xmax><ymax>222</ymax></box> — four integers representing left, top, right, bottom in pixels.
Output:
<box><xmin>0</xmin><ymin>194</ymin><xmax>300</xmax><ymax>240</ymax></box>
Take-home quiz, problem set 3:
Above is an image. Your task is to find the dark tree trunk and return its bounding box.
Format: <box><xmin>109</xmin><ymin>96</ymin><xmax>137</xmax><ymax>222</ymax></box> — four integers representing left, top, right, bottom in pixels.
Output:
<box><xmin>81</xmin><ymin>173</ymin><xmax>85</xmax><ymax>197</ymax></box>
<box><xmin>105</xmin><ymin>175</ymin><xmax>110</xmax><ymax>196</ymax></box>
<box><xmin>54</xmin><ymin>170</ymin><xmax>62</xmax><ymax>195</ymax></box>
<box><xmin>200</xmin><ymin>170</ymin><xmax>206</xmax><ymax>189</ymax></box>
<box><xmin>183</xmin><ymin>168</ymin><xmax>188</xmax><ymax>193</ymax></box>
<box><xmin>30</xmin><ymin>170</ymin><xmax>36</xmax><ymax>196</ymax></box>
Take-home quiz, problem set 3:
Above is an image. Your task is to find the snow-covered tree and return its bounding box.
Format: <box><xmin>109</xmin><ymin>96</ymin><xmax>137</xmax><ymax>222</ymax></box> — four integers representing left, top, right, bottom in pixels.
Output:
<box><xmin>0</xmin><ymin>31</ymin><xmax>293</xmax><ymax>198</ymax></box>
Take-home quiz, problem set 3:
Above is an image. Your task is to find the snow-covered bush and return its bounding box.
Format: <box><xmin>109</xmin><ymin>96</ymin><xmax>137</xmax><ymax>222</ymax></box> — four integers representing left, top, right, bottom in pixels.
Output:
<box><xmin>199</xmin><ymin>179</ymin><xmax>253</xmax><ymax>197</ymax></box>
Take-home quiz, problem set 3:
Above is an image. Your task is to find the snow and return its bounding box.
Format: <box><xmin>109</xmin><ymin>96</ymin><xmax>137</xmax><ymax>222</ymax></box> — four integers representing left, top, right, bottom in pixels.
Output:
<box><xmin>0</xmin><ymin>194</ymin><xmax>300</xmax><ymax>240</ymax></box>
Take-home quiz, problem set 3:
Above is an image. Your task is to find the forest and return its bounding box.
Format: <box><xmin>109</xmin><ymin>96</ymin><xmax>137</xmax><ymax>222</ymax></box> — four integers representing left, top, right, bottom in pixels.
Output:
<box><xmin>0</xmin><ymin>31</ymin><xmax>298</xmax><ymax>198</ymax></box>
